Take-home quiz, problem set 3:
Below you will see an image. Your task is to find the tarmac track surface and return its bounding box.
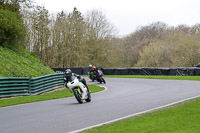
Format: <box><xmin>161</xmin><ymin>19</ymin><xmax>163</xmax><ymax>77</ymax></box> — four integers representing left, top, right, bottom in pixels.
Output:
<box><xmin>1</xmin><ymin>78</ymin><xmax>200</xmax><ymax>133</ymax></box>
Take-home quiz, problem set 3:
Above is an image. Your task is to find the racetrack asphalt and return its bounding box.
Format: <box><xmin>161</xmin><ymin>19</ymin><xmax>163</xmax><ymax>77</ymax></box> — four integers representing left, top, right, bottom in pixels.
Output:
<box><xmin>1</xmin><ymin>78</ymin><xmax>200</xmax><ymax>133</ymax></box>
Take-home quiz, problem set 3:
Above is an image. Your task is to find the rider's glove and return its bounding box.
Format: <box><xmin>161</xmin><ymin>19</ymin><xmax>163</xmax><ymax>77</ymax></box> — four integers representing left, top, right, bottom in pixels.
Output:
<box><xmin>77</xmin><ymin>75</ymin><xmax>81</xmax><ymax>79</ymax></box>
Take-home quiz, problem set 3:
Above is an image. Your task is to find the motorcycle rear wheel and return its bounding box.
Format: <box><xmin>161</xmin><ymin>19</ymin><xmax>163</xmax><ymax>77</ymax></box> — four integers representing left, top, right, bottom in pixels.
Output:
<box><xmin>85</xmin><ymin>87</ymin><xmax>91</xmax><ymax>102</ymax></box>
<box><xmin>102</xmin><ymin>78</ymin><xmax>106</xmax><ymax>84</ymax></box>
<box><xmin>85</xmin><ymin>92</ymin><xmax>91</xmax><ymax>102</ymax></box>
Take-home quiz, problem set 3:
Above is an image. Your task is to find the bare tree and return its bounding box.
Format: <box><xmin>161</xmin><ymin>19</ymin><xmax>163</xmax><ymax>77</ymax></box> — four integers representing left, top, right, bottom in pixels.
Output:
<box><xmin>123</xmin><ymin>22</ymin><xmax>168</xmax><ymax>66</ymax></box>
<box><xmin>85</xmin><ymin>9</ymin><xmax>118</xmax><ymax>67</ymax></box>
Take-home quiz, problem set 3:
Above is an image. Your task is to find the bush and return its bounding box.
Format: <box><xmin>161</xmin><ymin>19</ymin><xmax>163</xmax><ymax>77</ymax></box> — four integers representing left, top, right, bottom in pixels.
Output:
<box><xmin>0</xmin><ymin>9</ymin><xmax>25</xmax><ymax>45</ymax></box>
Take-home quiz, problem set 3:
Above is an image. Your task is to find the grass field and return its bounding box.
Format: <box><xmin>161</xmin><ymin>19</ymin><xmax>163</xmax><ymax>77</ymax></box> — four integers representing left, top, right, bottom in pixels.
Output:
<box><xmin>0</xmin><ymin>84</ymin><xmax>104</xmax><ymax>107</ymax></box>
<box><xmin>81</xmin><ymin>75</ymin><xmax>200</xmax><ymax>133</ymax></box>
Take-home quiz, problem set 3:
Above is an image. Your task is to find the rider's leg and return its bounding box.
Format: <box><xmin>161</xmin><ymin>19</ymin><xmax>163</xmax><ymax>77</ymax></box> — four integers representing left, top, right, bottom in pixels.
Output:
<box><xmin>80</xmin><ymin>78</ymin><xmax>90</xmax><ymax>93</ymax></box>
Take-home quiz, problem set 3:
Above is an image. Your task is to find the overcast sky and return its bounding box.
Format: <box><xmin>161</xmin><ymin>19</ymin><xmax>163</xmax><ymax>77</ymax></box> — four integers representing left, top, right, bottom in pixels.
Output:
<box><xmin>34</xmin><ymin>0</ymin><xmax>200</xmax><ymax>36</ymax></box>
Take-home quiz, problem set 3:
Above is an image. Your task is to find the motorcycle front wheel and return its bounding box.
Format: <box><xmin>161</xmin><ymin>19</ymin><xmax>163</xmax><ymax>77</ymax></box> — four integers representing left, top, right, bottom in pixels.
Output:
<box><xmin>73</xmin><ymin>90</ymin><xmax>83</xmax><ymax>104</ymax></box>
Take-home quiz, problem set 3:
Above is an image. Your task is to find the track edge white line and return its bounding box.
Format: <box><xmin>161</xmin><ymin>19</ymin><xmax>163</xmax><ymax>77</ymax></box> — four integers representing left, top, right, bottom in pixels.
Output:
<box><xmin>68</xmin><ymin>94</ymin><xmax>200</xmax><ymax>133</ymax></box>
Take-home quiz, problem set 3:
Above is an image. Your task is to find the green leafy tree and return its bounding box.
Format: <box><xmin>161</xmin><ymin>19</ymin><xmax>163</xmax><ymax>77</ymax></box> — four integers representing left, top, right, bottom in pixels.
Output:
<box><xmin>0</xmin><ymin>9</ymin><xmax>25</xmax><ymax>45</ymax></box>
<box><xmin>0</xmin><ymin>0</ymin><xmax>31</xmax><ymax>45</ymax></box>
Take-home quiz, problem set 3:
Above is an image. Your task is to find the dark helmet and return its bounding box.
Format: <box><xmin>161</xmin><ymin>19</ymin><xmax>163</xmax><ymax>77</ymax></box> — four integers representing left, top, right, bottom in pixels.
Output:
<box><xmin>65</xmin><ymin>69</ymin><xmax>72</xmax><ymax>78</ymax></box>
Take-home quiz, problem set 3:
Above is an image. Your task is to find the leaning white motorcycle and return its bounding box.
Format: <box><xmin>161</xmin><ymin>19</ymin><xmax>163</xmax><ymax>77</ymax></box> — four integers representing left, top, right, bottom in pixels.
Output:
<box><xmin>67</xmin><ymin>76</ymin><xmax>91</xmax><ymax>104</ymax></box>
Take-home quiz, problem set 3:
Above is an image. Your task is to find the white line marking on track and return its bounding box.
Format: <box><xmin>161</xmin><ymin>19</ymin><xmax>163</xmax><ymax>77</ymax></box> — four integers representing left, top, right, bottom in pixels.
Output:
<box><xmin>68</xmin><ymin>94</ymin><xmax>200</xmax><ymax>133</ymax></box>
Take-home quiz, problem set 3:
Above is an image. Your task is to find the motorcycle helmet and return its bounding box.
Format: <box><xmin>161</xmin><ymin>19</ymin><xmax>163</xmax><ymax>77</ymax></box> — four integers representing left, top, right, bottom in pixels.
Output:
<box><xmin>92</xmin><ymin>66</ymin><xmax>96</xmax><ymax>70</ymax></box>
<box><xmin>89</xmin><ymin>64</ymin><xmax>92</xmax><ymax>69</ymax></box>
<box><xmin>65</xmin><ymin>69</ymin><xmax>72</xmax><ymax>78</ymax></box>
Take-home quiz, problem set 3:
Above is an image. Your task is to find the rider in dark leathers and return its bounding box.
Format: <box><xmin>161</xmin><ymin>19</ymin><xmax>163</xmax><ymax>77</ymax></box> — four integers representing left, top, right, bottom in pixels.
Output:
<box><xmin>64</xmin><ymin>69</ymin><xmax>89</xmax><ymax>91</ymax></box>
<box><xmin>88</xmin><ymin>64</ymin><xmax>93</xmax><ymax>79</ymax></box>
<box><xmin>91</xmin><ymin>66</ymin><xmax>99</xmax><ymax>81</ymax></box>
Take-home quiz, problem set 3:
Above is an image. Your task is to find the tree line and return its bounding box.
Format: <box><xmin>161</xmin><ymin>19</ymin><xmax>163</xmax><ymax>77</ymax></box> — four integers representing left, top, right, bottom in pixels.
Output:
<box><xmin>123</xmin><ymin>22</ymin><xmax>200</xmax><ymax>67</ymax></box>
<box><xmin>1</xmin><ymin>0</ymin><xmax>200</xmax><ymax>68</ymax></box>
<box><xmin>21</xmin><ymin>4</ymin><xmax>126</xmax><ymax>68</ymax></box>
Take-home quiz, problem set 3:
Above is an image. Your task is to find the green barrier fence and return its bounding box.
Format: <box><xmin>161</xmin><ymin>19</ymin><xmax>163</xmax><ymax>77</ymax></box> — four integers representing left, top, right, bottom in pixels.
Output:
<box><xmin>0</xmin><ymin>73</ymin><xmax>64</xmax><ymax>98</ymax></box>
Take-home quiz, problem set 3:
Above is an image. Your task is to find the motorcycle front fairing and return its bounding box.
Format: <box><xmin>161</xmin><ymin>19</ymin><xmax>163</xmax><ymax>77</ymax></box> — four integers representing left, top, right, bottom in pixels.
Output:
<box><xmin>67</xmin><ymin>76</ymin><xmax>88</xmax><ymax>99</ymax></box>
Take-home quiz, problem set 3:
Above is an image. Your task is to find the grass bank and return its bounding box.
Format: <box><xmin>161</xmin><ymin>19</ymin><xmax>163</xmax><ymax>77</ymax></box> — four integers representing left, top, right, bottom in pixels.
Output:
<box><xmin>0</xmin><ymin>45</ymin><xmax>54</xmax><ymax>77</ymax></box>
<box><xmin>0</xmin><ymin>84</ymin><xmax>104</xmax><ymax>107</ymax></box>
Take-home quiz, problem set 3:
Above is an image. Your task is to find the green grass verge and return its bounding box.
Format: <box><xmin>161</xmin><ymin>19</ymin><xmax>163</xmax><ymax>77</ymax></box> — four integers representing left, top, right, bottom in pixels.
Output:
<box><xmin>0</xmin><ymin>45</ymin><xmax>54</xmax><ymax>77</ymax></box>
<box><xmin>104</xmin><ymin>75</ymin><xmax>200</xmax><ymax>81</ymax></box>
<box><xmin>81</xmin><ymin>75</ymin><xmax>200</xmax><ymax>133</ymax></box>
<box><xmin>83</xmin><ymin>98</ymin><xmax>200</xmax><ymax>133</ymax></box>
<box><xmin>0</xmin><ymin>84</ymin><xmax>104</xmax><ymax>107</ymax></box>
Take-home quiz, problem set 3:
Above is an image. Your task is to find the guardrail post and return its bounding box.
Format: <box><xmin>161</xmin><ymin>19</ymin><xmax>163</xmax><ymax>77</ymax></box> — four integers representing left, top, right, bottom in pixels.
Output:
<box><xmin>29</xmin><ymin>77</ymin><xmax>32</xmax><ymax>96</ymax></box>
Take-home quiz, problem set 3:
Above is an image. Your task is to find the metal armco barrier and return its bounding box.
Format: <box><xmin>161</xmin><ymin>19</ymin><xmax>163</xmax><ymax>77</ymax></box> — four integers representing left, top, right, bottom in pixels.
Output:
<box><xmin>30</xmin><ymin>73</ymin><xmax>64</xmax><ymax>95</ymax></box>
<box><xmin>0</xmin><ymin>77</ymin><xmax>30</xmax><ymax>98</ymax></box>
<box><xmin>52</xmin><ymin>67</ymin><xmax>200</xmax><ymax>76</ymax></box>
<box><xmin>0</xmin><ymin>73</ymin><xmax>64</xmax><ymax>98</ymax></box>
